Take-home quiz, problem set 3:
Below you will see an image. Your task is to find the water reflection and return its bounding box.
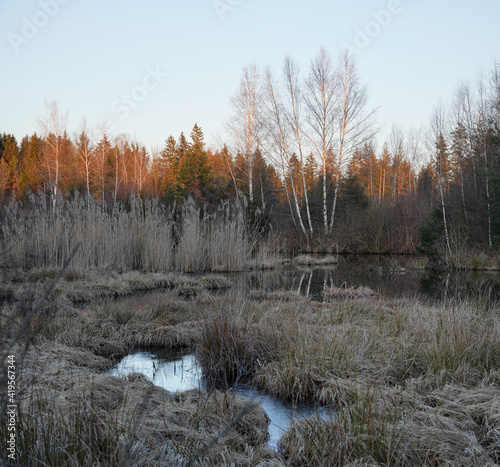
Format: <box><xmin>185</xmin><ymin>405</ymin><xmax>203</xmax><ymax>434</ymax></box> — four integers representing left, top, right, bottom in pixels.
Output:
<box><xmin>224</xmin><ymin>255</ymin><xmax>500</xmax><ymax>303</ymax></box>
<box><xmin>228</xmin><ymin>255</ymin><xmax>421</xmax><ymax>301</ymax></box>
<box><xmin>109</xmin><ymin>352</ymin><xmax>331</xmax><ymax>450</ymax></box>
<box><xmin>419</xmin><ymin>269</ymin><xmax>500</xmax><ymax>303</ymax></box>
<box><xmin>109</xmin><ymin>351</ymin><xmax>205</xmax><ymax>392</ymax></box>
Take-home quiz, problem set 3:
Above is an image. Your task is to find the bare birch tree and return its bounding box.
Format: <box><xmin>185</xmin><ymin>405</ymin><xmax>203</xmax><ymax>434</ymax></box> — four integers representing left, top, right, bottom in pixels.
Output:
<box><xmin>228</xmin><ymin>65</ymin><xmax>263</xmax><ymax>205</ymax></box>
<box><xmin>429</xmin><ymin>103</ymin><xmax>452</xmax><ymax>257</ymax></box>
<box><xmin>283</xmin><ymin>56</ymin><xmax>314</xmax><ymax>239</ymax></box>
<box><xmin>262</xmin><ymin>68</ymin><xmax>304</xmax><ymax>233</ymax></box>
<box><xmin>490</xmin><ymin>61</ymin><xmax>500</xmax><ymax>129</ymax></box>
<box><xmin>329</xmin><ymin>50</ymin><xmax>377</xmax><ymax>231</ymax></box>
<box><xmin>476</xmin><ymin>74</ymin><xmax>493</xmax><ymax>248</ymax></box>
<box><xmin>303</xmin><ymin>48</ymin><xmax>337</xmax><ymax>235</ymax></box>
<box><xmin>406</xmin><ymin>127</ymin><xmax>424</xmax><ymax>193</ymax></box>
<box><xmin>451</xmin><ymin>90</ymin><xmax>471</xmax><ymax>219</ymax></box>
<box><xmin>389</xmin><ymin>125</ymin><xmax>405</xmax><ymax>205</ymax></box>
<box><xmin>454</xmin><ymin>82</ymin><xmax>478</xmax><ymax>193</ymax></box>
<box><xmin>37</xmin><ymin>99</ymin><xmax>68</xmax><ymax>207</ymax></box>
<box><xmin>74</xmin><ymin>118</ymin><xmax>95</xmax><ymax>204</ymax></box>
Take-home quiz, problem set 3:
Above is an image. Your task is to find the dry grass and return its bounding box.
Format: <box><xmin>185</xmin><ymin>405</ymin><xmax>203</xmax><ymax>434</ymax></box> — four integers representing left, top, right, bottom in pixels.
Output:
<box><xmin>30</xmin><ymin>293</ymin><xmax>206</xmax><ymax>358</ymax></box>
<box><xmin>293</xmin><ymin>254</ymin><xmax>339</xmax><ymax>266</ymax></box>
<box><xmin>0</xmin><ymin>194</ymin><xmax>281</xmax><ymax>273</ymax></box>
<box><xmin>2</xmin><ymin>259</ymin><xmax>499</xmax><ymax>465</ymax></box>
<box><xmin>323</xmin><ymin>285</ymin><xmax>378</xmax><ymax>300</ymax></box>
<box><xmin>193</xmin><ymin>295</ymin><xmax>500</xmax><ymax>464</ymax></box>
<box><xmin>404</xmin><ymin>256</ymin><xmax>431</xmax><ymax>270</ymax></box>
<box><xmin>280</xmin><ymin>383</ymin><xmax>500</xmax><ymax>466</ymax></box>
<box><xmin>0</xmin><ymin>284</ymin><xmax>286</xmax><ymax>466</ymax></box>
<box><xmin>247</xmin><ymin>290</ymin><xmax>304</xmax><ymax>302</ymax></box>
<box><xmin>2</xmin><ymin>343</ymin><xmax>282</xmax><ymax>466</ymax></box>
<box><xmin>196</xmin><ymin>311</ymin><xmax>280</xmax><ymax>390</ymax></box>
<box><xmin>5</xmin><ymin>269</ymin><xmax>233</xmax><ymax>307</ymax></box>
<box><xmin>446</xmin><ymin>250</ymin><xmax>500</xmax><ymax>271</ymax></box>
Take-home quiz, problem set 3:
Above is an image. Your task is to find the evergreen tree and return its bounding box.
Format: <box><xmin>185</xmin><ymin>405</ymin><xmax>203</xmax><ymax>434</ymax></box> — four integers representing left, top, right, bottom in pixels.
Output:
<box><xmin>190</xmin><ymin>123</ymin><xmax>204</xmax><ymax>153</ymax></box>
<box><xmin>287</xmin><ymin>153</ymin><xmax>303</xmax><ymax>202</ymax></box>
<box><xmin>176</xmin><ymin>125</ymin><xmax>211</xmax><ymax>201</ymax></box>
<box><xmin>19</xmin><ymin>134</ymin><xmax>43</xmax><ymax>194</ymax></box>
<box><xmin>177</xmin><ymin>132</ymin><xmax>188</xmax><ymax>160</ymax></box>
<box><xmin>303</xmin><ymin>152</ymin><xmax>318</xmax><ymax>193</ymax></box>
<box><xmin>1</xmin><ymin>134</ymin><xmax>20</xmax><ymax>193</ymax></box>
<box><xmin>338</xmin><ymin>175</ymin><xmax>370</xmax><ymax>215</ymax></box>
<box><xmin>208</xmin><ymin>144</ymin><xmax>235</xmax><ymax>200</ymax></box>
<box><xmin>159</xmin><ymin>135</ymin><xmax>178</xmax><ymax>199</ymax></box>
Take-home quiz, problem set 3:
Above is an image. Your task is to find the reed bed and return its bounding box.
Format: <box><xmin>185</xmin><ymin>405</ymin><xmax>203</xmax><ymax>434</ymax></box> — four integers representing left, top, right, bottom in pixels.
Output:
<box><xmin>0</xmin><ymin>193</ymin><xmax>279</xmax><ymax>273</ymax></box>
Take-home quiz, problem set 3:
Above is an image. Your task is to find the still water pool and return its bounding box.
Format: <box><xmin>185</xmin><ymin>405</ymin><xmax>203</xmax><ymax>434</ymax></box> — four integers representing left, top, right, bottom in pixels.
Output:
<box><xmin>225</xmin><ymin>255</ymin><xmax>500</xmax><ymax>303</ymax></box>
<box><xmin>109</xmin><ymin>351</ymin><xmax>331</xmax><ymax>450</ymax></box>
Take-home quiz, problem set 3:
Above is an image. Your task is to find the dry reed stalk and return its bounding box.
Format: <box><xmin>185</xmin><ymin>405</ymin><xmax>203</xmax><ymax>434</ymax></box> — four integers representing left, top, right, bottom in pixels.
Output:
<box><xmin>1</xmin><ymin>194</ymin><xmax>279</xmax><ymax>274</ymax></box>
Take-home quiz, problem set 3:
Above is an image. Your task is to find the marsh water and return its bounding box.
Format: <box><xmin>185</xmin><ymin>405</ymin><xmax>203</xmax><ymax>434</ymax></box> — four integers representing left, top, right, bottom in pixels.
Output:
<box><xmin>109</xmin><ymin>255</ymin><xmax>499</xmax><ymax>450</ymax></box>
<box><xmin>109</xmin><ymin>350</ymin><xmax>330</xmax><ymax>450</ymax></box>
<box><xmin>229</xmin><ymin>255</ymin><xmax>500</xmax><ymax>303</ymax></box>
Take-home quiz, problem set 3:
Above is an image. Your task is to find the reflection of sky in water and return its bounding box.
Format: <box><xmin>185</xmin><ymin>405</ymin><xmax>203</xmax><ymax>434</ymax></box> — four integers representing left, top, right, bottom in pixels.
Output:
<box><xmin>109</xmin><ymin>352</ymin><xmax>331</xmax><ymax>450</ymax></box>
<box><xmin>236</xmin><ymin>385</ymin><xmax>329</xmax><ymax>450</ymax></box>
<box><xmin>109</xmin><ymin>352</ymin><xmax>205</xmax><ymax>392</ymax></box>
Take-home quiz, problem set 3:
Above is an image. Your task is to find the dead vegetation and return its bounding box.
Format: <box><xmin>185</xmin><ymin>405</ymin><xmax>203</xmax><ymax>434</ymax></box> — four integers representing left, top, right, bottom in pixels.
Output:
<box><xmin>5</xmin><ymin>268</ymin><xmax>233</xmax><ymax>305</ymax></box>
<box><xmin>0</xmin><ymin>194</ymin><xmax>281</xmax><ymax>273</ymax></box>
<box><xmin>323</xmin><ymin>284</ymin><xmax>378</xmax><ymax>300</ymax></box>
<box><xmin>195</xmin><ymin>296</ymin><xmax>500</xmax><ymax>464</ymax></box>
<box><xmin>8</xmin><ymin>343</ymin><xmax>281</xmax><ymax>467</ymax></box>
<box><xmin>293</xmin><ymin>254</ymin><xmax>339</xmax><ymax>266</ymax></box>
<box><xmin>1</xmin><ymin>263</ymin><xmax>499</xmax><ymax>465</ymax></box>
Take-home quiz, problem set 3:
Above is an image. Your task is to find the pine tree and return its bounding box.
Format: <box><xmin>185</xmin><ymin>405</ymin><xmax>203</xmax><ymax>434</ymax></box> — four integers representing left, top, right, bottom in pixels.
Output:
<box><xmin>303</xmin><ymin>153</ymin><xmax>318</xmax><ymax>193</ymax></box>
<box><xmin>208</xmin><ymin>144</ymin><xmax>235</xmax><ymax>200</ymax></box>
<box><xmin>177</xmin><ymin>132</ymin><xmax>188</xmax><ymax>160</ymax></box>
<box><xmin>19</xmin><ymin>134</ymin><xmax>43</xmax><ymax>194</ymax></box>
<box><xmin>287</xmin><ymin>153</ymin><xmax>303</xmax><ymax>202</ymax></box>
<box><xmin>190</xmin><ymin>123</ymin><xmax>204</xmax><ymax>154</ymax></box>
<box><xmin>1</xmin><ymin>134</ymin><xmax>20</xmax><ymax>194</ymax></box>
<box><xmin>159</xmin><ymin>136</ymin><xmax>178</xmax><ymax>199</ymax></box>
<box><xmin>176</xmin><ymin>125</ymin><xmax>211</xmax><ymax>201</ymax></box>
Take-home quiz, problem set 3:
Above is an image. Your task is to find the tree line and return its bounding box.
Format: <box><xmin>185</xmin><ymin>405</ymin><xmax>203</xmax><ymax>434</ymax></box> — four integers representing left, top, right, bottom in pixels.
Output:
<box><xmin>1</xmin><ymin>50</ymin><xmax>499</xmax><ymax>258</ymax></box>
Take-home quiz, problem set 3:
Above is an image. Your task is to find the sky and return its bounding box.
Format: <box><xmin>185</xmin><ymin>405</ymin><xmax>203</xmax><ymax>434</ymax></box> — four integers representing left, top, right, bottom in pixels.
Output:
<box><xmin>0</xmin><ymin>0</ymin><xmax>499</xmax><ymax>154</ymax></box>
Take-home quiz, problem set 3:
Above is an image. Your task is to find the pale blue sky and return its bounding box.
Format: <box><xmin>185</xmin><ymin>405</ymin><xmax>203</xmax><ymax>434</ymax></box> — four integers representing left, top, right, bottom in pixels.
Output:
<box><xmin>0</xmin><ymin>0</ymin><xmax>498</xmax><ymax>152</ymax></box>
